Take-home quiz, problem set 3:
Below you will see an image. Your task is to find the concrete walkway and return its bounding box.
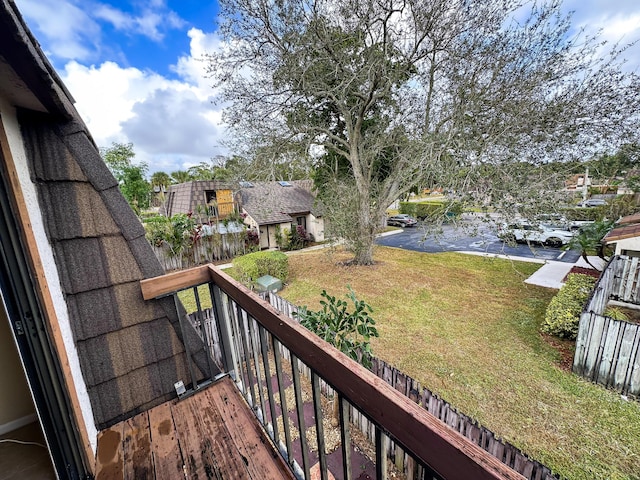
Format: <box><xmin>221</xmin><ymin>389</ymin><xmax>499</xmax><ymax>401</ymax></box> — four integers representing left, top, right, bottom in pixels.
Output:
<box><xmin>461</xmin><ymin>251</ymin><xmax>604</xmax><ymax>289</ymax></box>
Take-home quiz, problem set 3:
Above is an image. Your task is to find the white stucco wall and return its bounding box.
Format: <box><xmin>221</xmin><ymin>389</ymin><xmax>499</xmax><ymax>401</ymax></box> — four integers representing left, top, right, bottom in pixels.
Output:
<box><xmin>0</xmin><ymin>98</ymin><xmax>98</xmax><ymax>453</ymax></box>
<box><xmin>307</xmin><ymin>215</ymin><xmax>325</xmax><ymax>242</ymax></box>
<box><xmin>612</xmin><ymin>237</ymin><xmax>640</xmax><ymax>256</ymax></box>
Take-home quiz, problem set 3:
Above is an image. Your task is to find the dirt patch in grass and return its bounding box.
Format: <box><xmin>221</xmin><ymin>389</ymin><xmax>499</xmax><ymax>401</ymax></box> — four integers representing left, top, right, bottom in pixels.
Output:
<box><xmin>541</xmin><ymin>334</ymin><xmax>575</xmax><ymax>372</ymax></box>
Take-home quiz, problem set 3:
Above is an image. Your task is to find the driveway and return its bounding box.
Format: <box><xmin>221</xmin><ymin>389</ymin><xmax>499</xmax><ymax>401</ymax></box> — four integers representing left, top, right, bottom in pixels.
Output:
<box><xmin>376</xmin><ymin>218</ymin><xmax>582</xmax><ymax>264</ymax></box>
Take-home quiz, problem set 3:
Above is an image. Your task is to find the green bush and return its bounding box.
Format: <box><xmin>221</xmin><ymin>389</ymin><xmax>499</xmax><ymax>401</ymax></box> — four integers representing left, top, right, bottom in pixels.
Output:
<box><xmin>143</xmin><ymin>215</ymin><xmax>170</xmax><ymax>247</ymax></box>
<box><xmin>542</xmin><ymin>273</ymin><xmax>596</xmax><ymax>339</ymax></box>
<box><xmin>399</xmin><ymin>201</ymin><xmax>463</xmax><ymax>221</ymax></box>
<box><xmin>295</xmin><ymin>287</ymin><xmax>379</xmax><ymax>368</ymax></box>
<box><xmin>232</xmin><ymin>250</ymin><xmax>289</xmax><ymax>288</ymax></box>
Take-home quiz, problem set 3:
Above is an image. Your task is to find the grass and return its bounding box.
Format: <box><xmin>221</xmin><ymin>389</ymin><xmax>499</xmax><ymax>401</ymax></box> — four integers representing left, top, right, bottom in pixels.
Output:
<box><xmin>276</xmin><ymin>246</ymin><xmax>640</xmax><ymax>480</ymax></box>
<box><xmin>178</xmin><ymin>284</ymin><xmax>212</xmax><ymax>312</ymax></box>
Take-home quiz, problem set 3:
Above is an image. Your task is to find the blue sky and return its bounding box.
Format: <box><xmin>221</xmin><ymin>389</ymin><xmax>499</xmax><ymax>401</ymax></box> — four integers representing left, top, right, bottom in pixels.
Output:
<box><xmin>13</xmin><ymin>0</ymin><xmax>640</xmax><ymax>175</ymax></box>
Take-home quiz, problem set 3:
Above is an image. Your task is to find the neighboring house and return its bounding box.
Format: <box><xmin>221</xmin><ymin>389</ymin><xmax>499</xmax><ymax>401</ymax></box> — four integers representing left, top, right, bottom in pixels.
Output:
<box><xmin>564</xmin><ymin>173</ymin><xmax>593</xmax><ymax>191</ymax></box>
<box><xmin>161</xmin><ymin>180</ymin><xmax>239</xmax><ymax>219</ymax></box>
<box><xmin>0</xmin><ymin>3</ymin><xmax>214</xmax><ymax>476</ymax></box>
<box><xmin>240</xmin><ymin>180</ymin><xmax>324</xmax><ymax>249</ymax></box>
<box><xmin>603</xmin><ymin>213</ymin><xmax>640</xmax><ymax>257</ymax></box>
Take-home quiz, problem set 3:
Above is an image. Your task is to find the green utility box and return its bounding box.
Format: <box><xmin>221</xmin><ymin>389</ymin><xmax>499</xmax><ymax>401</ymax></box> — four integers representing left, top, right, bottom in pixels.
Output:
<box><xmin>255</xmin><ymin>275</ymin><xmax>283</xmax><ymax>293</ymax></box>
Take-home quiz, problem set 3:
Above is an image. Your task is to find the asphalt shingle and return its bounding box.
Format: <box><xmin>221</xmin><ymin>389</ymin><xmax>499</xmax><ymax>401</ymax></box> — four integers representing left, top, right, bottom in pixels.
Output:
<box><xmin>66</xmin><ymin>288</ymin><xmax>119</xmax><ymax>340</ymax></box>
<box><xmin>241</xmin><ymin>181</ymin><xmax>321</xmax><ymax>225</ymax></box>
<box><xmin>62</xmin><ymin>131</ymin><xmax>119</xmax><ymax>191</ymax></box>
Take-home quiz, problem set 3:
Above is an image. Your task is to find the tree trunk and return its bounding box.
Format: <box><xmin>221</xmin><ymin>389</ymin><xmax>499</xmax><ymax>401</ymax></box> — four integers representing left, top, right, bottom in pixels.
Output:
<box><xmin>352</xmin><ymin>199</ymin><xmax>377</xmax><ymax>265</ymax></box>
<box><xmin>353</xmin><ymin>240</ymin><xmax>375</xmax><ymax>265</ymax></box>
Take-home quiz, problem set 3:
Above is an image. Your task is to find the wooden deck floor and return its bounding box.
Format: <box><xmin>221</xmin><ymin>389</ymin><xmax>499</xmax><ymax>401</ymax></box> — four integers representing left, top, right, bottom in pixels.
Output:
<box><xmin>94</xmin><ymin>376</ymin><xmax>294</xmax><ymax>480</ymax></box>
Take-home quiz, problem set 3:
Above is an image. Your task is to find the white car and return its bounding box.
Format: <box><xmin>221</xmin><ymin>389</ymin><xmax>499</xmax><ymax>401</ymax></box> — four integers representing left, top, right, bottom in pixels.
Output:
<box><xmin>577</xmin><ymin>198</ymin><xmax>607</xmax><ymax>207</ymax></box>
<box><xmin>499</xmin><ymin>222</ymin><xmax>574</xmax><ymax>247</ymax></box>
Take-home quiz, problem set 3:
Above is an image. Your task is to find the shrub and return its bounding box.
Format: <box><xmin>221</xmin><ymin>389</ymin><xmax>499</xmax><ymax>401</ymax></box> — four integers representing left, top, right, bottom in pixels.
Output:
<box><xmin>542</xmin><ymin>273</ymin><xmax>596</xmax><ymax>339</ymax></box>
<box><xmin>604</xmin><ymin>307</ymin><xmax>629</xmax><ymax>321</ymax></box>
<box><xmin>232</xmin><ymin>250</ymin><xmax>288</xmax><ymax>288</ymax></box>
<box><xmin>143</xmin><ymin>215</ymin><xmax>170</xmax><ymax>247</ymax></box>
<box><xmin>295</xmin><ymin>287</ymin><xmax>379</xmax><ymax>368</ymax></box>
<box><xmin>287</xmin><ymin>225</ymin><xmax>309</xmax><ymax>250</ymax></box>
<box><xmin>399</xmin><ymin>201</ymin><xmax>463</xmax><ymax>221</ymax></box>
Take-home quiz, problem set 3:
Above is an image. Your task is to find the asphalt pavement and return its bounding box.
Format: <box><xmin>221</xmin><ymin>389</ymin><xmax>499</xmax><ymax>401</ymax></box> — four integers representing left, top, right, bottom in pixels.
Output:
<box><xmin>375</xmin><ymin>214</ymin><xmax>593</xmax><ymax>289</ymax></box>
<box><xmin>376</xmin><ymin>220</ymin><xmax>581</xmax><ymax>263</ymax></box>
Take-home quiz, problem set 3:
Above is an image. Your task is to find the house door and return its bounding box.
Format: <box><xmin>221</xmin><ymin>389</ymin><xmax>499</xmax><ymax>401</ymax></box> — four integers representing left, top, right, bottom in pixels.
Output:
<box><xmin>0</xmin><ymin>150</ymin><xmax>89</xmax><ymax>478</ymax></box>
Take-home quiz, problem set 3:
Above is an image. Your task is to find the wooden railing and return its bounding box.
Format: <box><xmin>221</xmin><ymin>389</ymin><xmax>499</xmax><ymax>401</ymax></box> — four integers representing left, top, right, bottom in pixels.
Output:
<box><xmin>141</xmin><ymin>265</ymin><xmax>524</xmax><ymax>480</ymax></box>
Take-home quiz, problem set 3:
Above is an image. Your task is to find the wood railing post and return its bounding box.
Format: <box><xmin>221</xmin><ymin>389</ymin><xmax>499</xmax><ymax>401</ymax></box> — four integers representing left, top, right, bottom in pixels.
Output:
<box><xmin>209</xmin><ymin>283</ymin><xmax>235</xmax><ymax>377</ymax></box>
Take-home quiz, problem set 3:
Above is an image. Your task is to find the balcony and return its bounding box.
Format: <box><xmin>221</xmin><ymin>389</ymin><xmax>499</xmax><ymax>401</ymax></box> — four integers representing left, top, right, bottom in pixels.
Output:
<box><xmin>96</xmin><ymin>264</ymin><xmax>523</xmax><ymax>480</ymax></box>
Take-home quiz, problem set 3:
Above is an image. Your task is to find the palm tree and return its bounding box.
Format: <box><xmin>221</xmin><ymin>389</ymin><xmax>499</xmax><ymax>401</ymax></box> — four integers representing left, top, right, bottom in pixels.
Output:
<box><xmin>170</xmin><ymin>170</ymin><xmax>192</xmax><ymax>184</ymax></box>
<box><xmin>566</xmin><ymin>220</ymin><xmax>614</xmax><ymax>271</ymax></box>
<box><xmin>150</xmin><ymin>171</ymin><xmax>171</xmax><ymax>191</ymax></box>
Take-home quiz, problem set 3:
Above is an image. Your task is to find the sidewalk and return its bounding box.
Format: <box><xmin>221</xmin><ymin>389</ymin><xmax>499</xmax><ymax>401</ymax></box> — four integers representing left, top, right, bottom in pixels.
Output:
<box><xmin>461</xmin><ymin>251</ymin><xmax>604</xmax><ymax>289</ymax></box>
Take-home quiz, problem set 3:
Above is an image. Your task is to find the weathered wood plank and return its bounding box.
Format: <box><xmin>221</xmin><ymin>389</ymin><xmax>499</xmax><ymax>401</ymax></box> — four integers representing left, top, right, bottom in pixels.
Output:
<box><xmin>148</xmin><ymin>401</ymin><xmax>184</xmax><ymax>480</ymax></box>
<box><xmin>207</xmin><ymin>377</ymin><xmax>295</xmax><ymax>479</ymax></box>
<box><xmin>95</xmin><ymin>422</ymin><xmax>124</xmax><ymax>480</ymax></box>
<box><xmin>123</xmin><ymin>411</ymin><xmax>153</xmax><ymax>480</ymax></box>
<box><xmin>170</xmin><ymin>391</ymin><xmax>211</xmax><ymax>479</ymax></box>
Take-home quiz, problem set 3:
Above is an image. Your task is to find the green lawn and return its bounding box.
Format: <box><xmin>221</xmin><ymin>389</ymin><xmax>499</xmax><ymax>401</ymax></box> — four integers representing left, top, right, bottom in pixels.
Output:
<box><xmin>275</xmin><ymin>246</ymin><xmax>640</xmax><ymax>480</ymax></box>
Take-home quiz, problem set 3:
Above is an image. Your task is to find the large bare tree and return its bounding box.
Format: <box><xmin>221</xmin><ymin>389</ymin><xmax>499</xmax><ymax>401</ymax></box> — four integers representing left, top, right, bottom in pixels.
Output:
<box><xmin>207</xmin><ymin>0</ymin><xmax>640</xmax><ymax>265</ymax></box>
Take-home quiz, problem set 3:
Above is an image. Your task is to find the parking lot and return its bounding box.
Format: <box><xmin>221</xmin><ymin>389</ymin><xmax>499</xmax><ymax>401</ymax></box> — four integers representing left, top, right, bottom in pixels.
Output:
<box><xmin>376</xmin><ymin>215</ymin><xmax>582</xmax><ymax>263</ymax></box>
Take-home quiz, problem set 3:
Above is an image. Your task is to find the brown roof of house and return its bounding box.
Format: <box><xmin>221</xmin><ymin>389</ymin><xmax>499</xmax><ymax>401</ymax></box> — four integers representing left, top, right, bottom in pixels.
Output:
<box><xmin>241</xmin><ymin>181</ymin><xmax>322</xmax><ymax>225</ymax></box>
<box><xmin>604</xmin><ymin>223</ymin><xmax>640</xmax><ymax>243</ymax></box>
<box><xmin>4</xmin><ymin>4</ymin><xmax>217</xmax><ymax>429</ymax></box>
<box><xmin>617</xmin><ymin>212</ymin><xmax>640</xmax><ymax>226</ymax></box>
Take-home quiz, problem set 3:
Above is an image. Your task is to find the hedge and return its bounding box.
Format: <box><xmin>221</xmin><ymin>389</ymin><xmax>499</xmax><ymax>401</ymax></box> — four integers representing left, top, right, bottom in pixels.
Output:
<box><xmin>561</xmin><ymin>207</ymin><xmax>605</xmax><ymax>222</ymax></box>
<box><xmin>399</xmin><ymin>200</ymin><xmax>463</xmax><ymax>221</ymax></box>
<box><xmin>232</xmin><ymin>250</ymin><xmax>289</xmax><ymax>288</ymax></box>
<box><xmin>542</xmin><ymin>273</ymin><xmax>596</xmax><ymax>339</ymax></box>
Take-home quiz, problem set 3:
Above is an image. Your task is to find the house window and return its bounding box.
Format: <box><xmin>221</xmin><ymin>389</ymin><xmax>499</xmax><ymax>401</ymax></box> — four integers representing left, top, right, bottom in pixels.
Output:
<box><xmin>296</xmin><ymin>216</ymin><xmax>306</xmax><ymax>229</ymax></box>
<box><xmin>205</xmin><ymin>190</ymin><xmax>218</xmax><ymax>216</ymax></box>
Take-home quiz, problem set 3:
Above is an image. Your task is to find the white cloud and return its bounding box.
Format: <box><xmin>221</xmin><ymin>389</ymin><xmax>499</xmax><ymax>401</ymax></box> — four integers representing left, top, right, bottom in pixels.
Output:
<box><xmin>93</xmin><ymin>4</ymin><xmax>135</xmax><ymax>31</ymax></box>
<box><xmin>171</xmin><ymin>28</ymin><xmax>222</xmax><ymax>92</ymax></box>
<box><xmin>16</xmin><ymin>0</ymin><xmax>186</xmax><ymax>61</ymax></box>
<box><xmin>93</xmin><ymin>1</ymin><xmax>186</xmax><ymax>41</ymax></box>
<box><xmin>16</xmin><ymin>0</ymin><xmax>101</xmax><ymax>61</ymax></box>
<box><xmin>61</xmin><ymin>41</ymin><xmax>226</xmax><ymax>174</ymax></box>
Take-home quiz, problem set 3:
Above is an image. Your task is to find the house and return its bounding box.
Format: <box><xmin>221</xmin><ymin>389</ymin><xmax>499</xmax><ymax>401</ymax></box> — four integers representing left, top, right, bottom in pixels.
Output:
<box><xmin>0</xmin><ymin>2</ymin><xmax>525</xmax><ymax>479</ymax></box>
<box><xmin>240</xmin><ymin>180</ymin><xmax>324</xmax><ymax>249</ymax></box>
<box><xmin>161</xmin><ymin>180</ymin><xmax>239</xmax><ymax>219</ymax></box>
<box><xmin>603</xmin><ymin>212</ymin><xmax>640</xmax><ymax>257</ymax></box>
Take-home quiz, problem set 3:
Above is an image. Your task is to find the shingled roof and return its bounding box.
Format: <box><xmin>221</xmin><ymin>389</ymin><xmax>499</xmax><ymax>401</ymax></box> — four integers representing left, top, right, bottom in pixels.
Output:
<box><xmin>161</xmin><ymin>180</ymin><xmax>238</xmax><ymax>217</ymax></box>
<box><xmin>3</xmin><ymin>1</ymin><xmax>217</xmax><ymax>429</ymax></box>
<box><xmin>604</xmin><ymin>216</ymin><xmax>640</xmax><ymax>243</ymax></box>
<box><xmin>241</xmin><ymin>180</ymin><xmax>322</xmax><ymax>225</ymax></box>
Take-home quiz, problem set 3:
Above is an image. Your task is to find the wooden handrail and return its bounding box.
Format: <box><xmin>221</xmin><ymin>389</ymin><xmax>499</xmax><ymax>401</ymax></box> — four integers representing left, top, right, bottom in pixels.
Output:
<box><xmin>140</xmin><ymin>264</ymin><xmax>525</xmax><ymax>480</ymax></box>
<box><xmin>140</xmin><ymin>264</ymin><xmax>211</xmax><ymax>299</ymax></box>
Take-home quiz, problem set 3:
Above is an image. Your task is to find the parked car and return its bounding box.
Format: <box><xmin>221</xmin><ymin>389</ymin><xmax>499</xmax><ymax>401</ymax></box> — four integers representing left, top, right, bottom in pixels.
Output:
<box><xmin>498</xmin><ymin>222</ymin><xmax>574</xmax><ymax>247</ymax></box>
<box><xmin>577</xmin><ymin>198</ymin><xmax>607</xmax><ymax>208</ymax></box>
<box><xmin>387</xmin><ymin>214</ymin><xmax>418</xmax><ymax>227</ymax></box>
<box><xmin>535</xmin><ymin>214</ymin><xmax>594</xmax><ymax>232</ymax></box>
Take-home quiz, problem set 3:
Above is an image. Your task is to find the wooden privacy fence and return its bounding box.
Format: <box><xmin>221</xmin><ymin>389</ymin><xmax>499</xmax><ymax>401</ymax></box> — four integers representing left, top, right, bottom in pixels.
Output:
<box><xmin>573</xmin><ymin>256</ymin><xmax>640</xmax><ymax>397</ymax></box>
<box><xmin>151</xmin><ymin>232</ymin><xmax>247</xmax><ymax>271</ymax></box>
<box><xmin>265</xmin><ymin>293</ymin><xmax>559</xmax><ymax>480</ymax></box>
